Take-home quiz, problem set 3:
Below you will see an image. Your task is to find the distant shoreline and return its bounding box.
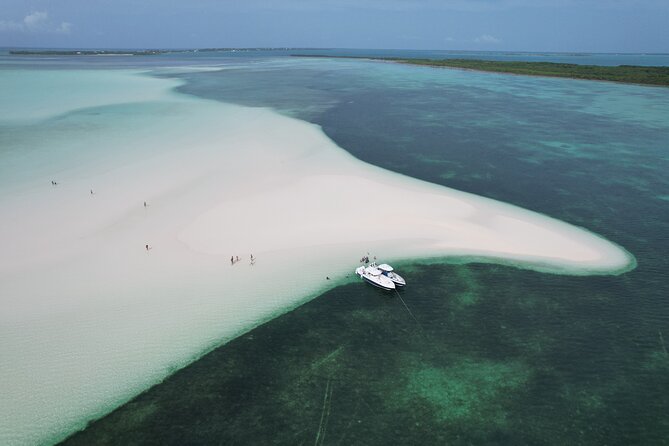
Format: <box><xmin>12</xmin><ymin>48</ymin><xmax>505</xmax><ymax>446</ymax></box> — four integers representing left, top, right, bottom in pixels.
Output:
<box><xmin>293</xmin><ymin>55</ymin><xmax>669</xmax><ymax>87</ymax></box>
<box><xmin>8</xmin><ymin>48</ymin><xmax>328</xmax><ymax>56</ymax></box>
<box><xmin>9</xmin><ymin>49</ymin><xmax>168</xmax><ymax>56</ymax></box>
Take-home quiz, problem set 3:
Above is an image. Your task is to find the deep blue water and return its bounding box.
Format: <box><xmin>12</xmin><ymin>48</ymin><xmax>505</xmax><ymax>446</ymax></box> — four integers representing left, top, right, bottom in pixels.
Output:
<box><xmin>11</xmin><ymin>52</ymin><xmax>668</xmax><ymax>445</ymax></box>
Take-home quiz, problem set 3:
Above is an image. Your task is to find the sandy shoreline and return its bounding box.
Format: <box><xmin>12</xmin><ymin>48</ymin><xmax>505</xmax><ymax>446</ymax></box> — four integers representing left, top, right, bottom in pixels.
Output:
<box><xmin>0</xmin><ymin>68</ymin><xmax>634</xmax><ymax>445</ymax></box>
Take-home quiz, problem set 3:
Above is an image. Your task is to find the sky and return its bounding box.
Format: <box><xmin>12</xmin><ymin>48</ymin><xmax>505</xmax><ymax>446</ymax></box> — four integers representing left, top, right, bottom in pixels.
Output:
<box><xmin>0</xmin><ymin>0</ymin><xmax>667</xmax><ymax>52</ymax></box>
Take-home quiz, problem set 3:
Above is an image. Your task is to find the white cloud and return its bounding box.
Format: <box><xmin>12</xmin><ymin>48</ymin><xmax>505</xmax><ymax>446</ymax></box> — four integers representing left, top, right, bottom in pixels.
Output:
<box><xmin>475</xmin><ymin>34</ymin><xmax>501</xmax><ymax>44</ymax></box>
<box><xmin>23</xmin><ymin>11</ymin><xmax>48</xmax><ymax>29</ymax></box>
<box><xmin>56</xmin><ymin>22</ymin><xmax>72</xmax><ymax>34</ymax></box>
<box><xmin>0</xmin><ymin>11</ymin><xmax>72</xmax><ymax>34</ymax></box>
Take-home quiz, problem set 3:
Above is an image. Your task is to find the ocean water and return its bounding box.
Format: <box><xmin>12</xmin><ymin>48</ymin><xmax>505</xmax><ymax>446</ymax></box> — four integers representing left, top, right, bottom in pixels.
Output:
<box><xmin>1</xmin><ymin>52</ymin><xmax>668</xmax><ymax>444</ymax></box>
<box><xmin>3</xmin><ymin>48</ymin><xmax>669</xmax><ymax>67</ymax></box>
<box><xmin>85</xmin><ymin>56</ymin><xmax>669</xmax><ymax>444</ymax></box>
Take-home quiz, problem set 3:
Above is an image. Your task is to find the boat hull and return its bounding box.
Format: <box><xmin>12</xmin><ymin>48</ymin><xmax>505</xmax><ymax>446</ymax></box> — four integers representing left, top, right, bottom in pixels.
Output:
<box><xmin>376</xmin><ymin>263</ymin><xmax>407</xmax><ymax>287</ymax></box>
<box><xmin>391</xmin><ymin>279</ymin><xmax>406</xmax><ymax>287</ymax></box>
<box><xmin>356</xmin><ymin>266</ymin><xmax>396</xmax><ymax>291</ymax></box>
<box><xmin>362</xmin><ymin>274</ymin><xmax>395</xmax><ymax>291</ymax></box>
<box><xmin>389</xmin><ymin>274</ymin><xmax>406</xmax><ymax>287</ymax></box>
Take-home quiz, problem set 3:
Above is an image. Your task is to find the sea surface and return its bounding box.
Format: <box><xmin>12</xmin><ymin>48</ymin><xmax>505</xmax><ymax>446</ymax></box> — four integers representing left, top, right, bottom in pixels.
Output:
<box><xmin>2</xmin><ymin>50</ymin><xmax>668</xmax><ymax>445</ymax></box>
<box><xmin>3</xmin><ymin>47</ymin><xmax>669</xmax><ymax>66</ymax></box>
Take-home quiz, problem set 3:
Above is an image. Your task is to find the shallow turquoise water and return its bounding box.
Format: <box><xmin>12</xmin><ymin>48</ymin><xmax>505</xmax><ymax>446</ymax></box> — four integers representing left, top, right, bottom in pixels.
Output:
<box><xmin>2</xmin><ymin>52</ymin><xmax>668</xmax><ymax>444</ymax></box>
<box><xmin>3</xmin><ymin>48</ymin><xmax>669</xmax><ymax>66</ymax></box>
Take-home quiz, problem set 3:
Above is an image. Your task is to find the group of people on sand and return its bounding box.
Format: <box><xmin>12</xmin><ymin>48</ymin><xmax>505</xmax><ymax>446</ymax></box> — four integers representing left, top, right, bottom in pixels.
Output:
<box><xmin>48</xmin><ymin>181</ymin><xmax>258</xmax><ymax>267</ymax></box>
<box><xmin>231</xmin><ymin>254</ymin><xmax>255</xmax><ymax>266</ymax></box>
<box><xmin>360</xmin><ymin>254</ymin><xmax>376</xmax><ymax>264</ymax></box>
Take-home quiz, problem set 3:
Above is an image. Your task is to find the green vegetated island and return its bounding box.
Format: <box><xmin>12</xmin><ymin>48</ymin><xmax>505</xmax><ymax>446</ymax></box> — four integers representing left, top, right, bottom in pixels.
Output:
<box><xmin>10</xmin><ymin>49</ymin><xmax>668</xmax><ymax>86</ymax></box>
<box><xmin>296</xmin><ymin>55</ymin><xmax>669</xmax><ymax>87</ymax></box>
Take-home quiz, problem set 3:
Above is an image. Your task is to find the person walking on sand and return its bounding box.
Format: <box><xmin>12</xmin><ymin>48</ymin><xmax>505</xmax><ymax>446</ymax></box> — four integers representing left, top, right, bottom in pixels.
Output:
<box><xmin>144</xmin><ymin>201</ymin><xmax>147</xmax><ymax>208</ymax></box>
<box><xmin>231</xmin><ymin>256</ymin><xmax>234</xmax><ymax>265</ymax></box>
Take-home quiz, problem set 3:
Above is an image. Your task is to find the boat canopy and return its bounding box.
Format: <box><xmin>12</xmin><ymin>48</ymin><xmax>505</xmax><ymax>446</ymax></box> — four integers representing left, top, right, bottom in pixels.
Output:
<box><xmin>377</xmin><ymin>264</ymin><xmax>394</xmax><ymax>272</ymax></box>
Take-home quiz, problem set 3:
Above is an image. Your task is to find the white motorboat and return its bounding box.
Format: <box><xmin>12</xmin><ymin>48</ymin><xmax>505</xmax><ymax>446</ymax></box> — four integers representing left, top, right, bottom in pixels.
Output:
<box><xmin>375</xmin><ymin>263</ymin><xmax>406</xmax><ymax>287</ymax></box>
<box><xmin>355</xmin><ymin>265</ymin><xmax>396</xmax><ymax>291</ymax></box>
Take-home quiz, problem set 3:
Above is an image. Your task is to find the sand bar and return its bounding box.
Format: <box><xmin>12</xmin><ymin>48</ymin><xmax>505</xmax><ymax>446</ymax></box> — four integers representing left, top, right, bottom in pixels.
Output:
<box><xmin>0</xmin><ymin>68</ymin><xmax>634</xmax><ymax>445</ymax></box>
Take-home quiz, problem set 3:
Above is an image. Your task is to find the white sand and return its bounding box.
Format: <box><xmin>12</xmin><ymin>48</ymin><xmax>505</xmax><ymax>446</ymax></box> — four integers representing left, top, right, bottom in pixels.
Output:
<box><xmin>0</xmin><ymin>70</ymin><xmax>634</xmax><ymax>445</ymax></box>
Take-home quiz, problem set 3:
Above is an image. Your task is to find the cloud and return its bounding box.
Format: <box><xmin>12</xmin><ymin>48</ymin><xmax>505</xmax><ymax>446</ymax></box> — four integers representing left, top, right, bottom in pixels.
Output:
<box><xmin>23</xmin><ymin>11</ymin><xmax>48</xmax><ymax>29</ymax></box>
<box><xmin>0</xmin><ymin>11</ymin><xmax>72</xmax><ymax>34</ymax></box>
<box><xmin>475</xmin><ymin>34</ymin><xmax>501</xmax><ymax>44</ymax></box>
<box><xmin>56</xmin><ymin>22</ymin><xmax>72</xmax><ymax>34</ymax></box>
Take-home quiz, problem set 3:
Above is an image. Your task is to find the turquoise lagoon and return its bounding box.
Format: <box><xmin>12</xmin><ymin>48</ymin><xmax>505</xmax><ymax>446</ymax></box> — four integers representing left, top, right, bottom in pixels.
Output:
<box><xmin>1</xmin><ymin>51</ymin><xmax>668</xmax><ymax>444</ymax></box>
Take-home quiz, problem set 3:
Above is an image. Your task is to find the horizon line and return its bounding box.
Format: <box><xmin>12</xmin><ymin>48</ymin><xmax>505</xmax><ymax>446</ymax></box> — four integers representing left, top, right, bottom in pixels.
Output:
<box><xmin>2</xmin><ymin>46</ymin><xmax>668</xmax><ymax>56</ymax></box>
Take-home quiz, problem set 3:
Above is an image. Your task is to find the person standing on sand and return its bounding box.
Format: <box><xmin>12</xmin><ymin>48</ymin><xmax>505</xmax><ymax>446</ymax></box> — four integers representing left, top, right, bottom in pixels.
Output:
<box><xmin>231</xmin><ymin>256</ymin><xmax>234</xmax><ymax>265</ymax></box>
<box><xmin>144</xmin><ymin>201</ymin><xmax>147</xmax><ymax>208</ymax></box>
